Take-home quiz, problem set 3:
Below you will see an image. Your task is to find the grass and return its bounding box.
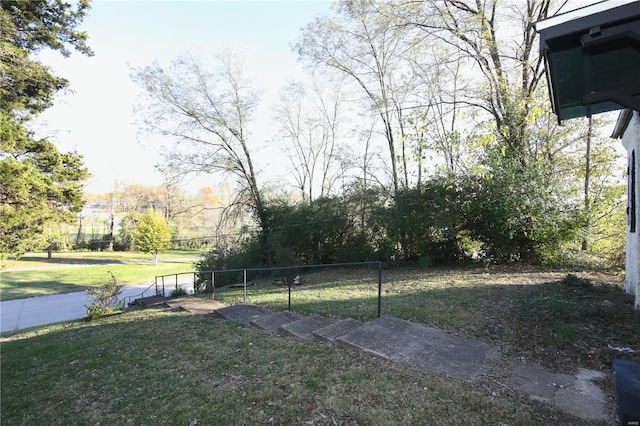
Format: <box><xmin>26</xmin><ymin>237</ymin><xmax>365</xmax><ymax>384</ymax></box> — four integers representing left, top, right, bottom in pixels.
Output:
<box><xmin>1</xmin><ymin>249</ymin><xmax>203</xmax><ymax>270</ymax></box>
<box><xmin>0</xmin><ymin>250</ymin><xmax>203</xmax><ymax>301</ymax></box>
<box><xmin>212</xmin><ymin>265</ymin><xmax>639</xmax><ymax>372</ymax></box>
<box><xmin>1</xmin><ymin>309</ymin><xmax>586</xmax><ymax>426</ymax></box>
<box><xmin>1</xmin><ymin>264</ymin><xmax>637</xmax><ymax>424</ymax></box>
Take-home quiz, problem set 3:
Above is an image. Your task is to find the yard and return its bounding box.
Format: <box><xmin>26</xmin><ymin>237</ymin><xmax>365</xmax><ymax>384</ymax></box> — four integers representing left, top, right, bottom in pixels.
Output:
<box><xmin>1</xmin><ymin>264</ymin><xmax>637</xmax><ymax>425</ymax></box>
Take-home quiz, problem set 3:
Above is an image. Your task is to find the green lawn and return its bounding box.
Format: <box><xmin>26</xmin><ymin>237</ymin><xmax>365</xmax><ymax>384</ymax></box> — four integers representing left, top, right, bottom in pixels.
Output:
<box><xmin>1</xmin><ymin>249</ymin><xmax>203</xmax><ymax>270</ymax></box>
<box><xmin>0</xmin><ymin>250</ymin><xmax>203</xmax><ymax>301</ymax></box>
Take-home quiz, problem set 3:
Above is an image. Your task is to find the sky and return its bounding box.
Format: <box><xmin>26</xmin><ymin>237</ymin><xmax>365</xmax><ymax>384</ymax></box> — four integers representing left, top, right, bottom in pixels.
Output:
<box><xmin>33</xmin><ymin>0</ymin><xmax>334</xmax><ymax>194</ymax></box>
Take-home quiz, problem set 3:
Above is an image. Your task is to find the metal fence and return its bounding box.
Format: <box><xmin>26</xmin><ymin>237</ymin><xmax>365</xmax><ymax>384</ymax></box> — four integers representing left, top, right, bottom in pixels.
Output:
<box><xmin>153</xmin><ymin>261</ymin><xmax>384</xmax><ymax>317</ymax></box>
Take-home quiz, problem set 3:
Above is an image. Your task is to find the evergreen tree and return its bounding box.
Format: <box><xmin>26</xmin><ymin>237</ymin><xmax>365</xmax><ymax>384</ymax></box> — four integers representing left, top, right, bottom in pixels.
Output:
<box><xmin>0</xmin><ymin>0</ymin><xmax>92</xmax><ymax>259</ymax></box>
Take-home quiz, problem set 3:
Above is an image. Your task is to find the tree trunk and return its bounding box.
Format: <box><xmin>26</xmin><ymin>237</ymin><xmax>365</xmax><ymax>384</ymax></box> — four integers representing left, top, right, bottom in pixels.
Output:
<box><xmin>108</xmin><ymin>184</ymin><xmax>116</xmax><ymax>251</ymax></box>
<box><xmin>76</xmin><ymin>215</ymin><xmax>83</xmax><ymax>244</ymax></box>
<box><xmin>108</xmin><ymin>213</ymin><xmax>114</xmax><ymax>252</ymax></box>
<box><xmin>582</xmin><ymin>116</ymin><xmax>592</xmax><ymax>251</ymax></box>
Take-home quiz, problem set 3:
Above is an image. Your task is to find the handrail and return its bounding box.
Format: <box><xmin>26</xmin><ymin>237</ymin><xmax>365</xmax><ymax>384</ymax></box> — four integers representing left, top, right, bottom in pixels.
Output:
<box><xmin>153</xmin><ymin>261</ymin><xmax>384</xmax><ymax>317</ymax></box>
<box><xmin>122</xmin><ymin>281</ymin><xmax>157</xmax><ymax>307</ymax></box>
<box><xmin>154</xmin><ymin>271</ymin><xmax>199</xmax><ymax>297</ymax></box>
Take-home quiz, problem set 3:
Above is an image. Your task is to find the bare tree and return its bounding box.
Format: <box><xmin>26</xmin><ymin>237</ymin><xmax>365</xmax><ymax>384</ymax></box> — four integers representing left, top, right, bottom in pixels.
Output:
<box><xmin>273</xmin><ymin>75</ymin><xmax>346</xmax><ymax>201</ymax></box>
<box><xmin>157</xmin><ymin>166</ymin><xmax>187</xmax><ymax>222</ymax></box>
<box><xmin>296</xmin><ymin>0</ymin><xmax>421</xmax><ymax>195</ymax></box>
<box><xmin>394</xmin><ymin>0</ymin><xmax>572</xmax><ymax>167</ymax></box>
<box><xmin>403</xmin><ymin>45</ymin><xmax>479</xmax><ymax>179</ymax></box>
<box><xmin>132</xmin><ymin>50</ymin><xmax>272</xmax><ymax>263</ymax></box>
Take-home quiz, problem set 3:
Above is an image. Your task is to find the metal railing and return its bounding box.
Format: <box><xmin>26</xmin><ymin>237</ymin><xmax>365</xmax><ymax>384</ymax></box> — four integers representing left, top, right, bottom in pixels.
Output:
<box><xmin>153</xmin><ymin>261</ymin><xmax>384</xmax><ymax>317</ymax></box>
<box><xmin>122</xmin><ymin>281</ymin><xmax>158</xmax><ymax>307</ymax></box>
<box><xmin>154</xmin><ymin>271</ymin><xmax>201</xmax><ymax>297</ymax></box>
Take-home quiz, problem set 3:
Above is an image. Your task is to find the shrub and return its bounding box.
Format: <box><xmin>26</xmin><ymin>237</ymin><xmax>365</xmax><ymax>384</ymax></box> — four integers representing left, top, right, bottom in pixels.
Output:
<box><xmin>85</xmin><ymin>271</ymin><xmax>123</xmax><ymax>320</ymax></box>
<box><xmin>264</xmin><ymin>195</ymin><xmax>378</xmax><ymax>266</ymax></box>
<box><xmin>381</xmin><ymin>181</ymin><xmax>464</xmax><ymax>264</ymax></box>
<box><xmin>169</xmin><ymin>287</ymin><xmax>189</xmax><ymax>298</ymax></box>
<box><xmin>195</xmin><ymin>240</ymin><xmax>264</xmax><ymax>289</ymax></box>
<box><xmin>459</xmin><ymin>158</ymin><xmax>581</xmax><ymax>264</ymax></box>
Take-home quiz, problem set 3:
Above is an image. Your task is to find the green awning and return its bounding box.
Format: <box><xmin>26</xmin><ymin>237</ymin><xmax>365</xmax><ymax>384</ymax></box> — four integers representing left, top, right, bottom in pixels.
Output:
<box><xmin>536</xmin><ymin>1</ymin><xmax>640</xmax><ymax>122</ymax></box>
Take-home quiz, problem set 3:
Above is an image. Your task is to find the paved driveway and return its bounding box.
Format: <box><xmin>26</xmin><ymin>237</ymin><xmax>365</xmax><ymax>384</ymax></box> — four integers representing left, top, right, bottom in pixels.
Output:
<box><xmin>1</xmin><ymin>283</ymin><xmax>155</xmax><ymax>333</ymax></box>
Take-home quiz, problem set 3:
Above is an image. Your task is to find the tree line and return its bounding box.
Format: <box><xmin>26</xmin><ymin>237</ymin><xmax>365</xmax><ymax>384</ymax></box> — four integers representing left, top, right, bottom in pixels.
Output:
<box><xmin>135</xmin><ymin>0</ymin><xmax>624</xmax><ymax>270</ymax></box>
<box><xmin>77</xmin><ymin>183</ymin><xmax>231</xmax><ymax>251</ymax></box>
<box><xmin>1</xmin><ymin>0</ymin><xmax>626</xmax><ymax>270</ymax></box>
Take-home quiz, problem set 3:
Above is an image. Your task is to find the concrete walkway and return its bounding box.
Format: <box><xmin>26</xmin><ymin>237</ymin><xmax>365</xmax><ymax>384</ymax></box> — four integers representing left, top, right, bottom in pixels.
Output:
<box><xmin>0</xmin><ymin>283</ymin><xmax>154</xmax><ymax>333</ymax></box>
<box><xmin>212</xmin><ymin>304</ymin><xmax>613</xmax><ymax>423</ymax></box>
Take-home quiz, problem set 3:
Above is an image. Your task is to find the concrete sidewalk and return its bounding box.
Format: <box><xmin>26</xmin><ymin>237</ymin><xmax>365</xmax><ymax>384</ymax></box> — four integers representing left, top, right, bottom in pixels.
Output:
<box><xmin>0</xmin><ymin>283</ymin><xmax>153</xmax><ymax>333</ymax></box>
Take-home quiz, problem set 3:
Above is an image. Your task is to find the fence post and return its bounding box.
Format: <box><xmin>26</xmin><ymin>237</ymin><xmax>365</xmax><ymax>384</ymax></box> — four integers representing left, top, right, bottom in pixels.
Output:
<box><xmin>288</xmin><ymin>275</ymin><xmax>292</xmax><ymax>311</ymax></box>
<box><xmin>243</xmin><ymin>269</ymin><xmax>247</xmax><ymax>303</ymax></box>
<box><xmin>377</xmin><ymin>262</ymin><xmax>382</xmax><ymax>318</ymax></box>
<box><xmin>193</xmin><ymin>272</ymin><xmax>196</xmax><ymax>295</ymax></box>
<box><xmin>162</xmin><ymin>276</ymin><xmax>165</xmax><ymax>296</ymax></box>
<box><xmin>155</xmin><ymin>276</ymin><xmax>158</xmax><ymax>296</ymax></box>
<box><xmin>211</xmin><ymin>271</ymin><xmax>215</xmax><ymax>301</ymax></box>
<box><xmin>175</xmin><ymin>274</ymin><xmax>178</xmax><ymax>293</ymax></box>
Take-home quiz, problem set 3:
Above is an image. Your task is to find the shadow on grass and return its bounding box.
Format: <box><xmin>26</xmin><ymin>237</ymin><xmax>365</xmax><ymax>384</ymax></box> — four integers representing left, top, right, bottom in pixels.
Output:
<box><xmin>11</xmin><ymin>255</ymin><xmax>190</xmax><ymax>266</ymax></box>
<box><xmin>9</xmin><ymin>250</ymin><xmax>201</xmax><ymax>268</ymax></box>
<box><xmin>214</xmin><ymin>268</ymin><xmax>639</xmax><ymax>372</ymax></box>
<box><xmin>0</xmin><ymin>278</ymin><xmax>89</xmax><ymax>301</ymax></box>
<box><xmin>14</xmin><ymin>255</ymin><xmax>128</xmax><ymax>266</ymax></box>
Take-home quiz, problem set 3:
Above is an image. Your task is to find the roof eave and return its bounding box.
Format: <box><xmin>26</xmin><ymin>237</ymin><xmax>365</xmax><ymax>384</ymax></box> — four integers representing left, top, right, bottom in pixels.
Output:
<box><xmin>611</xmin><ymin>108</ymin><xmax>634</xmax><ymax>138</ymax></box>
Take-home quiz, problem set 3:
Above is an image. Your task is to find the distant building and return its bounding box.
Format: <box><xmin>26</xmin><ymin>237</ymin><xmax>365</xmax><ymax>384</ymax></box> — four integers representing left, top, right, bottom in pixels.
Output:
<box><xmin>612</xmin><ymin>109</ymin><xmax>640</xmax><ymax>308</ymax></box>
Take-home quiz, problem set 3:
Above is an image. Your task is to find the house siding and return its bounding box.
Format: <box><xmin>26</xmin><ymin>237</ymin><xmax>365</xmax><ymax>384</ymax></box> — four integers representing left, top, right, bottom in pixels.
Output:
<box><xmin>620</xmin><ymin>111</ymin><xmax>640</xmax><ymax>308</ymax></box>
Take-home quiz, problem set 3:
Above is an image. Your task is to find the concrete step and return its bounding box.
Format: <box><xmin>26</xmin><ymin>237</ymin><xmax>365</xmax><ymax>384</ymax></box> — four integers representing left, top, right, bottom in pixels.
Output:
<box><xmin>313</xmin><ymin>318</ymin><xmax>364</xmax><ymax>342</ymax></box>
<box><xmin>131</xmin><ymin>295</ymin><xmax>167</xmax><ymax>308</ymax></box>
<box><xmin>280</xmin><ymin>315</ymin><xmax>339</xmax><ymax>340</ymax></box>
<box><xmin>208</xmin><ymin>304</ymin><xmax>611</xmax><ymax>422</ymax></box>
<box><xmin>163</xmin><ymin>298</ymin><xmax>225</xmax><ymax>315</ymax></box>
<box><xmin>212</xmin><ymin>304</ymin><xmax>272</xmax><ymax>324</ymax></box>
<box><xmin>335</xmin><ymin>315</ymin><xmax>499</xmax><ymax>381</ymax></box>
<box><xmin>250</xmin><ymin>311</ymin><xmax>303</xmax><ymax>334</ymax></box>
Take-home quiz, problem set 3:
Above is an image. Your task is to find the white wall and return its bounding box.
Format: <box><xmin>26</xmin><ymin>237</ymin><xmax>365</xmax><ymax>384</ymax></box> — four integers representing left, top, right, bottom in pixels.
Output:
<box><xmin>621</xmin><ymin>111</ymin><xmax>640</xmax><ymax>308</ymax></box>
